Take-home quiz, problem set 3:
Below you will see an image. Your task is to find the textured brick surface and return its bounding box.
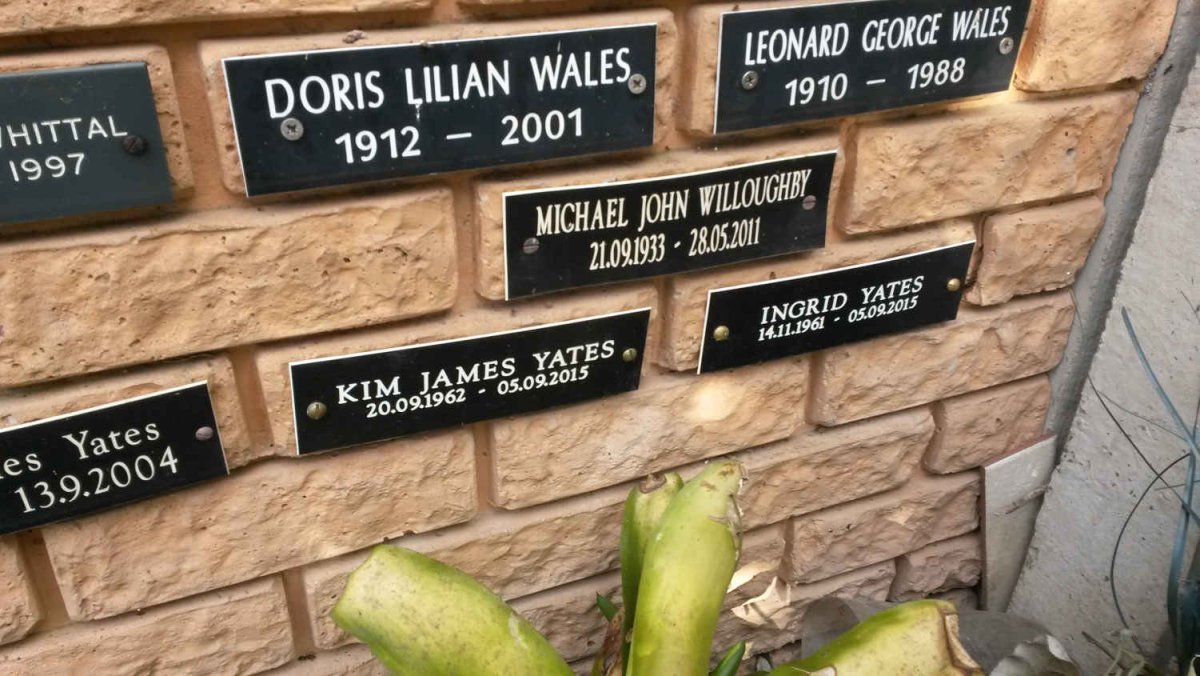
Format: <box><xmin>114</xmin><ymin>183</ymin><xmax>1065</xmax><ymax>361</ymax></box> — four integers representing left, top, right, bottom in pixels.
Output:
<box><xmin>473</xmin><ymin>136</ymin><xmax>841</xmax><ymax>299</ymax></box>
<box><xmin>0</xmin><ymin>45</ymin><xmax>192</xmax><ymax>202</ymax></box>
<box><xmin>200</xmin><ymin>11</ymin><xmax>678</xmax><ymax>195</ymax></box>
<box><xmin>263</xmin><ymin>645</ymin><xmax>385</xmax><ymax>675</ymax></box>
<box><xmin>661</xmin><ymin>220</ymin><xmax>976</xmax><ymax>370</ymax></box>
<box><xmin>0</xmin><ymin>538</ymin><xmax>39</xmax><ymax>647</ymax></box>
<box><xmin>1015</xmin><ymin>0</ymin><xmax>1177</xmax><ymax>91</ymax></box>
<box><xmin>890</xmin><ymin>534</ymin><xmax>983</xmax><ymax>601</ymax></box>
<box><xmin>0</xmin><ymin>578</ymin><xmax>293</xmax><ymax>675</ymax></box>
<box><xmin>968</xmin><ymin>197</ymin><xmax>1106</xmax><ymax>306</ymax></box>
<box><xmin>0</xmin><ymin>0</ymin><xmax>430</xmax><ymax>36</ymax></box>
<box><xmin>926</xmin><ymin>376</ymin><xmax>1052</xmax><ymax>474</ymax></box>
<box><xmin>737</xmin><ymin>407</ymin><xmax>933</xmax><ymax>529</ymax></box>
<box><xmin>810</xmin><ymin>291</ymin><xmax>1073</xmax><ymax>425</ymax></box>
<box><xmin>0</xmin><ymin>189</ymin><xmax>456</xmax><ymax>387</ymax></box>
<box><xmin>0</xmin><ymin>357</ymin><xmax>253</xmax><ymax>468</ymax></box>
<box><xmin>513</xmin><ymin>573</ymin><xmax>620</xmax><ymax>663</ymax></box>
<box><xmin>255</xmin><ymin>284</ymin><xmax>657</xmax><ymax>455</ymax></box>
<box><xmin>491</xmin><ymin>359</ymin><xmax>806</xmax><ymax>508</ymax></box>
<box><xmin>42</xmin><ymin>430</ymin><xmax>474</xmax><ymax>620</ymax></box>
<box><xmin>304</xmin><ymin>483</ymin><xmax>628</xmax><ymax>649</ymax></box>
<box><xmin>841</xmin><ymin>92</ymin><xmax>1137</xmax><ymax>233</ymax></box>
<box><xmin>788</xmin><ymin>473</ymin><xmax>981</xmax><ymax>583</ymax></box>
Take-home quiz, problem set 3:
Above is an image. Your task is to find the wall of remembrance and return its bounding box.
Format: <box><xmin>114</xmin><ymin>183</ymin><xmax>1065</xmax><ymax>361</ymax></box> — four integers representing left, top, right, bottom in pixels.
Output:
<box><xmin>0</xmin><ymin>0</ymin><xmax>1176</xmax><ymax>672</ymax></box>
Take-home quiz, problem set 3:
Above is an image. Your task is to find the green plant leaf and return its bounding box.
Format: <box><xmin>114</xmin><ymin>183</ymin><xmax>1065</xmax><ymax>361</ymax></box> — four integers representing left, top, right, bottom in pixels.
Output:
<box><xmin>596</xmin><ymin>593</ymin><xmax>618</xmax><ymax>621</ymax></box>
<box><xmin>711</xmin><ymin>641</ymin><xmax>746</xmax><ymax>676</ymax></box>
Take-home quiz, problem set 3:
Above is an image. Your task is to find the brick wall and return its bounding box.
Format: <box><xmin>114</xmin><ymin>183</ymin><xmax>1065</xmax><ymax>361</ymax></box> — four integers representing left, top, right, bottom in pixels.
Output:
<box><xmin>0</xmin><ymin>0</ymin><xmax>1174</xmax><ymax>672</ymax></box>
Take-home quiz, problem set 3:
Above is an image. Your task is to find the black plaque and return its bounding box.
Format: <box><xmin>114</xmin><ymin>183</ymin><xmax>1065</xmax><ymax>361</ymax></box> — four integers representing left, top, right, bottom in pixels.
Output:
<box><xmin>223</xmin><ymin>26</ymin><xmax>657</xmax><ymax>196</ymax></box>
<box><xmin>0</xmin><ymin>63</ymin><xmax>173</xmax><ymax>226</ymax></box>
<box><xmin>290</xmin><ymin>308</ymin><xmax>651</xmax><ymax>454</ymax></box>
<box><xmin>714</xmin><ymin>0</ymin><xmax>1031</xmax><ymax>133</ymax></box>
<box><xmin>0</xmin><ymin>383</ymin><xmax>229</xmax><ymax>535</ymax></box>
<box><xmin>698</xmin><ymin>242</ymin><xmax>973</xmax><ymax>373</ymax></box>
<box><xmin>503</xmin><ymin>152</ymin><xmax>835</xmax><ymax>299</ymax></box>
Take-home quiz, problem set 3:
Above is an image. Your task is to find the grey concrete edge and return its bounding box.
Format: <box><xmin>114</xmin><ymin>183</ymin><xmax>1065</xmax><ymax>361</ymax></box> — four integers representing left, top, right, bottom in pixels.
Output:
<box><xmin>1046</xmin><ymin>0</ymin><xmax>1200</xmax><ymax>441</ymax></box>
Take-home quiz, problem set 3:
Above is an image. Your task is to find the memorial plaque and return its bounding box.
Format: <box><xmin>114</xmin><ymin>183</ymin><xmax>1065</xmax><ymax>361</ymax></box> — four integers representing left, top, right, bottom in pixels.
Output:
<box><xmin>0</xmin><ymin>63</ymin><xmax>174</xmax><ymax>226</ymax></box>
<box><xmin>223</xmin><ymin>25</ymin><xmax>658</xmax><ymax>196</ymax></box>
<box><xmin>698</xmin><ymin>242</ymin><xmax>973</xmax><ymax>373</ymax></box>
<box><xmin>503</xmin><ymin>152</ymin><xmax>835</xmax><ymax>299</ymax></box>
<box><xmin>714</xmin><ymin>0</ymin><xmax>1031</xmax><ymax>133</ymax></box>
<box><xmin>290</xmin><ymin>308</ymin><xmax>651</xmax><ymax>454</ymax></box>
<box><xmin>0</xmin><ymin>383</ymin><xmax>229</xmax><ymax>536</ymax></box>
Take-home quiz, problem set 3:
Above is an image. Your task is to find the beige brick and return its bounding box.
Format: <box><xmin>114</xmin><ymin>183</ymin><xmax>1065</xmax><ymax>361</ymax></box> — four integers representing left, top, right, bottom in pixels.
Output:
<box><xmin>968</xmin><ymin>197</ymin><xmax>1105</xmax><ymax>306</ymax></box>
<box><xmin>200</xmin><ymin>11</ymin><xmax>677</xmax><ymax>195</ymax></box>
<box><xmin>263</xmin><ymin>645</ymin><xmax>384</xmax><ymax>675</ymax></box>
<box><xmin>714</xmin><ymin>561</ymin><xmax>896</xmax><ymax>656</ymax></box>
<box><xmin>0</xmin><ymin>357</ymin><xmax>255</xmax><ymax>469</ymax></box>
<box><xmin>256</xmin><ymin>284</ymin><xmax>657</xmax><ymax>454</ymax></box>
<box><xmin>0</xmin><ymin>0</ymin><xmax>429</xmax><ymax>36</ymax></box>
<box><xmin>661</xmin><ymin>220</ymin><xmax>976</xmax><ymax>371</ymax></box>
<box><xmin>0</xmin><ymin>46</ymin><xmax>191</xmax><ymax>206</ymax></box>
<box><xmin>304</xmin><ymin>482</ymin><xmax>629</xmax><ymax>649</ymax></box>
<box><xmin>788</xmin><ymin>473</ymin><xmax>980</xmax><ymax>583</ymax></box>
<box><xmin>0</xmin><ymin>538</ymin><xmax>39</xmax><ymax>646</ymax></box>
<box><xmin>513</xmin><ymin>572</ymin><xmax>620</xmax><ymax>663</ymax></box>
<box><xmin>1015</xmin><ymin>0</ymin><xmax>1177</xmax><ymax>91</ymax></box>
<box><xmin>473</xmin><ymin>136</ymin><xmax>841</xmax><ymax>299</ymax></box>
<box><xmin>491</xmin><ymin>359</ymin><xmax>806</xmax><ymax>509</ymax></box>
<box><xmin>841</xmin><ymin>92</ymin><xmax>1137</xmax><ymax>233</ymax></box>
<box><xmin>738</xmin><ymin>407</ymin><xmax>932</xmax><ymax>530</ymax></box>
<box><xmin>0</xmin><ymin>188</ymin><xmax>455</xmax><ymax>387</ymax></box>
<box><xmin>42</xmin><ymin>430</ymin><xmax>474</xmax><ymax>620</ymax></box>
<box><xmin>810</xmin><ymin>291</ymin><xmax>1073</xmax><ymax>426</ymax></box>
<box><xmin>926</xmin><ymin>376</ymin><xmax>1051</xmax><ymax>474</ymax></box>
<box><xmin>890</xmin><ymin>534</ymin><xmax>983</xmax><ymax>602</ymax></box>
<box><xmin>0</xmin><ymin>577</ymin><xmax>293</xmax><ymax>675</ymax></box>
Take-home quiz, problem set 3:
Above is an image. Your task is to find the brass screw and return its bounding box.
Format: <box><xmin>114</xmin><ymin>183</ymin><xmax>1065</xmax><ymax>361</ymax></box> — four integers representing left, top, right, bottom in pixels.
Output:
<box><xmin>306</xmin><ymin>401</ymin><xmax>328</xmax><ymax>420</ymax></box>
<box><xmin>946</xmin><ymin>278</ymin><xmax>962</xmax><ymax>292</ymax></box>
<box><xmin>713</xmin><ymin>325</ymin><xmax>731</xmax><ymax>342</ymax></box>
<box><xmin>622</xmin><ymin>348</ymin><xmax>639</xmax><ymax>363</ymax></box>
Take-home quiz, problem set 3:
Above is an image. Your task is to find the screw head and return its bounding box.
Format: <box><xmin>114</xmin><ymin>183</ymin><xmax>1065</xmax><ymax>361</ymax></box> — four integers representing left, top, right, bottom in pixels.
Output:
<box><xmin>713</xmin><ymin>325</ymin><xmax>731</xmax><ymax>342</ymax></box>
<box><xmin>306</xmin><ymin>401</ymin><xmax>328</xmax><ymax>420</ymax></box>
<box><xmin>522</xmin><ymin>237</ymin><xmax>540</xmax><ymax>255</ymax></box>
<box><xmin>999</xmin><ymin>37</ymin><xmax>1015</xmax><ymax>55</ymax></box>
<box><xmin>281</xmin><ymin>118</ymin><xmax>305</xmax><ymax>141</ymax></box>
<box><xmin>121</xmin><ymin>135</ymin><xmax>148</xmax><ymax>156</ymax></box>
<box><xmin>740</xmin><ymin>70</ymin><xmax>760</xmax><ymax>91</ymax></box>
<box><xmin>802</xmin><ymin>195</ymin><xmax>818</xmax><ymax>210</ymax></box>
<box><xmin>194</xmin><ymin>426</ymin><xmax>214</xmax><ymax>441</ymax></box>
<box><xmin>946</xmin><ymin>278</ymin><xmax>963</xmax><ymax>292</ymax></box>
<box><xmin>627</xmin><ymin>73</ymin><xmax>647</xmax><ymax>95</ymax></box>
<box><xmin>622</xmin><ymin>348</ymin><xmax>639</xmax><ymax>363</ymax></box>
